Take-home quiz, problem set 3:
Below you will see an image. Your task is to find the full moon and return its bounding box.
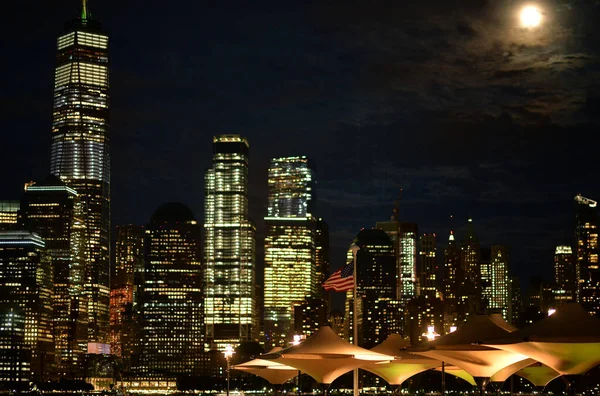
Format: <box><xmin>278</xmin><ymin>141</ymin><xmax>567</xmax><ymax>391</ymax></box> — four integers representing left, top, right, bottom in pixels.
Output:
<box><xmin>520</xmin><ymin>6</ymin><xmax>542</xmax><ymax>28</ymax></box>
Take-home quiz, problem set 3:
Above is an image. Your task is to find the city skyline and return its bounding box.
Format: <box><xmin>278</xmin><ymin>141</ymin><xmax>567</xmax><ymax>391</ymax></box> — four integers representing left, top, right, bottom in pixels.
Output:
<box><xmin>2</xmin><ymin>1</ymin><xmax>599</xmax><ymax>291</ymax></box>
<box><xmin>3</xmin><ymin>3</ymin><xmax>600</xmax><ymax>391</ymax></box>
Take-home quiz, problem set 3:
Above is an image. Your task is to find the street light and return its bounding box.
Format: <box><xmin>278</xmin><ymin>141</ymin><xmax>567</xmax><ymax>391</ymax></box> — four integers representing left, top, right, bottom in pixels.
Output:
<box><xmin>223</xmin><ymin>345</ymin><xmax>235</xmax><ymax>396</ymax></box>
<box><xmin>421</xmin><ymin>326</ymin><xmax>442</xmax><ymax>395</ymax></box>
<box><xmin>292</xmin><ymin>335</ymin><xmax>304</xmax><ymax>396</ymax></box>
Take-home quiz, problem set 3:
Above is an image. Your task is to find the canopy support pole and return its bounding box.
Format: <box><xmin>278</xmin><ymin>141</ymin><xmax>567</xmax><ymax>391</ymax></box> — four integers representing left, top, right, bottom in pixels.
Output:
<box><xmin>441</xmin><ymin>361</ymin><xmax>446</xmax><ymax>396</ymax></box>
<box><xmin>352</xmin><ymin>245</ymin><xmax>360</xmax><ymax>396</ymax></box>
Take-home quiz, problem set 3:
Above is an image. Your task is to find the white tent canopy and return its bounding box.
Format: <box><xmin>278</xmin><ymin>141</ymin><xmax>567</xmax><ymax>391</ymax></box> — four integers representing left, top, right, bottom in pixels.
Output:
<box><xmin>484</xmin><ymin>303</ymin><xmax>600</xmax><ymax>375</ymax></box>
<box><xmin>234</xmin><ymin>347</ymin><xmax>299</xmax><ymax>385</ymax></box>
<box><xmin>516</xmin><ymin>363</ymin><xmax>561</xmax><ymax>387</ymax></box>
<box><xmin>490</xmin><ymin>359</ymin><xmax>537</xmax><ymax>383</ymax></box>
<box><xmin>411</xmin><ymin>314</ymin><xmax>530</xmax><ymax>378</ymax></box>
<box><xmin>260</xmin><ymin>326</ymin><xmax>394</xmax><ymax>385</ymax></box>
<box><xmin>361</xmin><ymin>334</ymin><xmax>441</xmax><ymax>385</ymax></box>
<box><xmin>434</xmin><ymin>365</ymin><xmax>476</xmax><ymax>386</ymax></box>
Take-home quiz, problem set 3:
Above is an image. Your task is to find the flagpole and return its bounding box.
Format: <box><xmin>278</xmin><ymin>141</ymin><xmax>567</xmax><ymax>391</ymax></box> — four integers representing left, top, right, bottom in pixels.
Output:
<box><xmin>350</xmin><ymin>244</ymin><xmax>360</xmax><ymax>396</ymax></box>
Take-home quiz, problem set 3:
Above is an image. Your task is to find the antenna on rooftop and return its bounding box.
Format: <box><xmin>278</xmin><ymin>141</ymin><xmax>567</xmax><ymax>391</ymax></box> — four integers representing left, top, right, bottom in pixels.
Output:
<box><xmin>390</xmin><ymin>189</ymin><xmax>403</xmax><ymax>221</ymax></box>
<box><xmin>81</xmin><ymin>0</ymin><xmax>89</xmax><ymax>21</ymax></box>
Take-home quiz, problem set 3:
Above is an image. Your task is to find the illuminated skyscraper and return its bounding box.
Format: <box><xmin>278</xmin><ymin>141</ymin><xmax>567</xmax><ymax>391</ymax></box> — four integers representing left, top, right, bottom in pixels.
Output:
<box><xmin>0</xmin><ymin>231</ymin><xmax>53</xmax><ymax>381</ymax></box>
<box><xmin>0</xmin><ymin>201</ymin><xmax>20</xmax><ymax>230</ymax></box>
<box><xmin>49</xmin><ymin>3</ymin><xmax>111</xmax><ymax>344</ymax></box>
<box><xmin>553</xmin><ymin>245</ymin><xmax>576</xmax><ymax>304</ymax></box>
<box><xmin>138</xmin><ymin>203</ymin><xmax>202</xmax><ymax>375</ymax></box>
<box><xmin>418</xmin><ymin>233</ymin><xmax>437</xmax><ymax>299</ymax></box>
<box><xmin>204</xmin><ymin>135</ymin><xmax>257</xmax><ymax>347</ymax></box>
<box><xmin>574</xmin><ymin>194</ymin><xmax>600</xmax><ymax>315</ymax></box>
<box><xmin>110</xmin><ymin>225</ymin><xmax>144</xmax><ymax>368</ymax></box>
<box><xmin>263</xmin><ymin>156</ymin><xmax>317</xmax><ymax>347</ymax></box>
<box><xmin>398</xmin><ymin>223</ymin><xmax>418</xmax><ymax>305</ymax></box>
<box><xmin>21</xmin><ymin>176</ymin><xmax>87</xmax><ymax>376</ymax></box>
<box><xmin>482</xmin><ymin>245</ymin><xmax>510</xmax><ymax>319</ymax></box>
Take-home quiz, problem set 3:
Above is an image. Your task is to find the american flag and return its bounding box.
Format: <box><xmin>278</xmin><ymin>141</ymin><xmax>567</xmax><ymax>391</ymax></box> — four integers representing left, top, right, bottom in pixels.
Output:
<box><xmin>322</xmin><ymin>262</ymin><xmax>354</xmax><ymax>292</ymax></box>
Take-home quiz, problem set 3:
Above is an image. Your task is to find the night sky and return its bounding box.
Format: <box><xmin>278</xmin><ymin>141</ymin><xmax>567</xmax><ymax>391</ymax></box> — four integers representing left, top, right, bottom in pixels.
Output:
<box><xmin>2</xmin><ymin>0</ymin><xmax>600</xmax><ymax>293</ymax></box>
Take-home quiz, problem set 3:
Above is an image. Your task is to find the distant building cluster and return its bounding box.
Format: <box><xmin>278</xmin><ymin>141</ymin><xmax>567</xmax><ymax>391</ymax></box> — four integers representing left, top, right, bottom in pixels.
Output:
<box><xmin>1</xmin><ymin>2</ymin><xmax>600</xmax><ymax>391</ymax></box>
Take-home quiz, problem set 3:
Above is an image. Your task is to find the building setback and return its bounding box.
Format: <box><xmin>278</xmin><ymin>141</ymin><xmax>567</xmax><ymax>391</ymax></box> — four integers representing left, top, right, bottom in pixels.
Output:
<box><xmin>204</xmin><ymin>135</ymin><xmax>257</xmax><ymax>348</ymax></box>
<box><xmin>49</xmin><ymin>3</ymin><xmax>111</xmax><ymax>344</ymax></box>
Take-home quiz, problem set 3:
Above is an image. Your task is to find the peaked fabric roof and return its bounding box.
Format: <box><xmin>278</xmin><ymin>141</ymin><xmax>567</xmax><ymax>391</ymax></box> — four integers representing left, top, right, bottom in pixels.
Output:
<box><xmin>260</xmin><ymin>326</ymin><xmax>394</xmax><ymax>384</ymax></box>
<box><xmin>490</xmin><ymin>359</ymin><xmax>537</xmax><ymax>382</ymax></box>
<box><xmin>411</xmin><ymin>314</ymin><xmax>529</xmax><ymax>378</ymax></box>
<box><xmin>421</xmin><ymin>314</ymin><xmax>516</xmax><ymax>349</ymax></box>
<box><xmin>434</xmin><ymin>365</ymin><xmax>476</xmax><ymax>386</ymax></box>
<box><xmin>234</xmin><ymin>358</ymin><xmax>298</xmax><ymax>385</ymax></box>
<box><xmin>516</xmin><ymin>363</ymin><xmax>561</xmax><ymax>387</ymax></box>
<box><xmin>484</xmin><ymin>303</ymin><xmax>600</xmax><ymax>374</ymax></box>
<box><xmin>361</xmin><ymin>334</ymin><xmax>441</xmax><ymax>385</ymax></box>
<box><xmin>487</xmin><ymin>303</ymin><xmax>600</xmax><ymax>343</ymax></box>
<box><xmin>370</xmin><ymin>334</ymin><xmax>412</xmax><ymax>356</ymax></box>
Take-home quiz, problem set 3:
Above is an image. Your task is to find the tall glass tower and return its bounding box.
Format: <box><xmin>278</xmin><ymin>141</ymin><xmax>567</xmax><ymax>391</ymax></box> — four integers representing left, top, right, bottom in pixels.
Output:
<box><xmin>263</xmin><ymin>156</ymin><xmax>317</xmax><ymax>347</ymax></box>
<box><xmin>21</xmin><ymin>176</ymin><xmax>87</xmax><ymax>377</ymax></box>
<box><xmin>204</xmin><ymin>135</ymin><xmax>256</xmax><ymax>348</ymax></box>
<box><xmin>574</xmin><ymin>194</ymin><xmax>599</xmax><ymax>315</ymax></box>
<box><xmin>49</xmin><ymin>2</ymin><xmax>110</xmax><ymax>344</ymax></box>
<box><xmin>482</xmin><ymin>245</ymin><xmax>510</xmax><ymax>320</ymax></box>
<box><xmin>398</xmin><ymin>223</ymin><xmax>418</xmax><ymax>305</ymax></box>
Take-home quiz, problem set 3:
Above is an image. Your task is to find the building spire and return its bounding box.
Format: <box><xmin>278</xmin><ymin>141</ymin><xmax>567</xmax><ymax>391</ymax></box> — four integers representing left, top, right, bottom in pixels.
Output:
<box><xmin>81</xmin><ymin>0</ymin><xmax>89</xmax><ymax>21</ymax></box>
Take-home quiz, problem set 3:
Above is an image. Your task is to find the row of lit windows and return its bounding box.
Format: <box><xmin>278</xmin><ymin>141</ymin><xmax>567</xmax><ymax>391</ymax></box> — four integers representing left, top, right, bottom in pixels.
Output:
<box><xmin>55</xmin><ymin>62</ymin><xmax>108</xmax><ymax>88</ymax></box>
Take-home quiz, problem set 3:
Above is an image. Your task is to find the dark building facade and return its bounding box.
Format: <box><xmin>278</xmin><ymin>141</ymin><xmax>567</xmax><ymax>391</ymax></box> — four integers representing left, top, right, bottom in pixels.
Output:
<box><xmin>418</xmin><ymin>233</ymin><xmax>437</xmax><ymax>299</ymax></box>
<box><xmin>353</xmin><ymin>229</ymin><xmax>397</xmax><ymax>348</ymax></box>
<box><xmin>137</xmin><ymin>203</ymin><xmax>203</xmax><ymax>375</ymax></box>
<box><xmin>554</xmin><ymin>245</ymin><xmax>576</xmax><ymax>305</ymax></box>
<box><xmin>443</xmin><ymin>230</ymin><xmax>461</xmax><ymax>330</ymax></box>
<box><xmin>110</xmin><ymin>225</ymin><xmax>144</xmax><ymax>370</ymax></box>
<box><xmin>459</xmin><ymin>218</ymin><xmax>482</xmax><ymax>317</ymax></box>
<box><xmin>49</xmin><ymin>5</ymin><xmax>111</xmax><ymax>345</ymax></box>
<box><xmin>0</xmin><ymin>306</ymin><xmax>29</xmax><ymax>385</ymax></box>
<box><xmin>21</xmin><ymin>176</ymin><xmax>87</xmax><ymax>377</ymax></box>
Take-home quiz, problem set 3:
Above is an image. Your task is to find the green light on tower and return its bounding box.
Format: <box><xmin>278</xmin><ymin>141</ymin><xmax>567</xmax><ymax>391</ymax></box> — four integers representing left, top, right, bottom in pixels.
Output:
<box><xmin>82</xmin><ymin>0</ymin><xmax>88</xmax><ymax>21</ymax></box>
